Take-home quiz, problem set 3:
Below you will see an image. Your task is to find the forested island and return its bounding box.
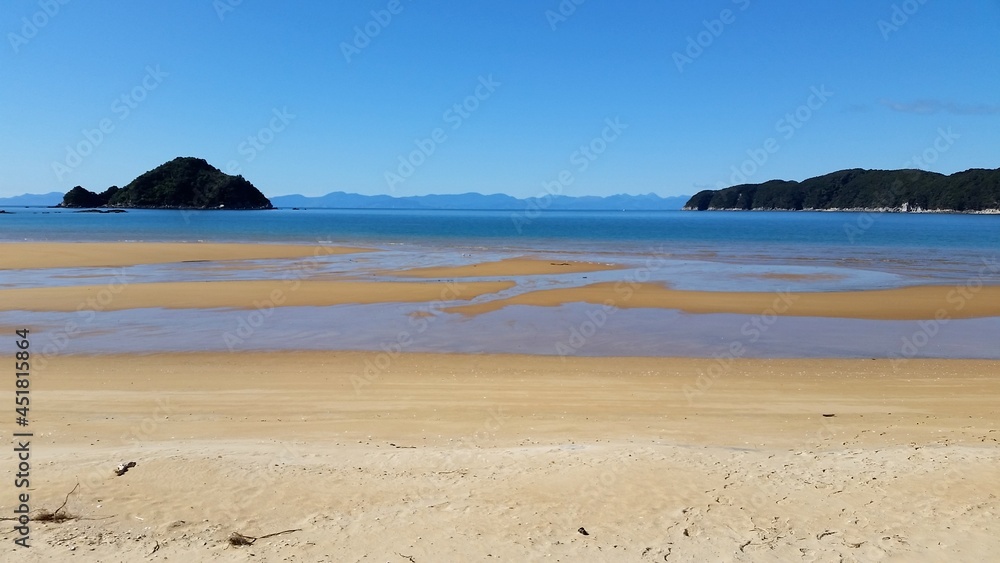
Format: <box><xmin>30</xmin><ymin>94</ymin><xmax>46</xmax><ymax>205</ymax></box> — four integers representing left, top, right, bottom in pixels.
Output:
<box><xmin>60</xmin><ymin>157</ymin><xmax>273</xmax><ymax>209</ymax></box>
<box><xmin>684</xmin><ymin>168</ymin><xmax>1000</xmax><ymax>212</ymax></box>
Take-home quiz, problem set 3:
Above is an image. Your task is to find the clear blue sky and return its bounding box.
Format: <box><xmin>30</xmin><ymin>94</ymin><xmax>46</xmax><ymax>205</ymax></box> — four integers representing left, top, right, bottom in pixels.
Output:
<box><xmin>2</xmin><ymin>0</ymin><xmax>998</xmax><ymax>199</ymax></box>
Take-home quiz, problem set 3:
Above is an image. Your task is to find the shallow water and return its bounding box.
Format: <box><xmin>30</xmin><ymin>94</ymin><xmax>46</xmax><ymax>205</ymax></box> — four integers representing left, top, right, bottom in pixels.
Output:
<box><xmin>2</xmin><ymin>209</ymin><xmax>997</xmax><ymax>358</ymax></box>
<box><xmin>5</xmin><ymin>303</ymin><xmax>999</xmax><ymax>360</ymax></box>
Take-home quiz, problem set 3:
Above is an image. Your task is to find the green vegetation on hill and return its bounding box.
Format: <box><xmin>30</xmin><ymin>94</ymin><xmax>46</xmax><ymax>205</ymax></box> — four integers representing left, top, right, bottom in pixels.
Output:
<box><xmin>62</xmin><ymin>185</ymin><xmax>120</xmax><ymax>208</ymax></box>
<box><xmin>684</xmin><ymin>168</ymin><xmax>1000</xmax><ymax>212</ymax></box>
<box><xmin>60</xmin><ymin>157</ymin><xmax>272</xmax><ymax>209</ymax></box>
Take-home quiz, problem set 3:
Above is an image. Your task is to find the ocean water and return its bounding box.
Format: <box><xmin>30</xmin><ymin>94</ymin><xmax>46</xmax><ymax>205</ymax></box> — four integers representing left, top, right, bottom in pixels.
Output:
<box><xmin>3</xmin><ymin>207</ymin><xmax>999</xmax><ymax>250</ymax></box>
<box><xmin>2</xmin><ymin>207</ymin><xmax>999</xmax><ymax>270</ymax></box>
<box><xmin>2</xmin><ymin>208</ymin><xmax>998</xmax><ymax>358</ymax></box>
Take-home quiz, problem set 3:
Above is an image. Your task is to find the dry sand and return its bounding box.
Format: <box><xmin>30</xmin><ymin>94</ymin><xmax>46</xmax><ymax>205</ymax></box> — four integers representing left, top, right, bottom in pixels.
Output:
<box><xmin>3</xmin><ymin>353</ymin><xmax>998</xmax><ymax>562</ymax></box>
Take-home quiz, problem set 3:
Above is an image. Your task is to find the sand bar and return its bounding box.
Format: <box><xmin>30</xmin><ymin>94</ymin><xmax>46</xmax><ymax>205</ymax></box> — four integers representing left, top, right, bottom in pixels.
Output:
<box><xmin>446</xmin><ymin>281</ymin><xmax>1000</xmax><ymax>320</ymax></box>
<box><xmin>0</xmin><ymin>279</ymin><xmax>514</xmax><ymax>311</ymax></box>
<box><xmin>390</xmin><ymin>257</ymin><xmax>621</xmax><ymax>278</ymax></box>
<box><xmin>0</xmin><ymin>242</ymin><xmax>372</xmax><ymax>270</ymax></box>
<box><xmin>7</xmin><ymin>352</ymin><xmax>999</xmax><ymax>561</ymax></box>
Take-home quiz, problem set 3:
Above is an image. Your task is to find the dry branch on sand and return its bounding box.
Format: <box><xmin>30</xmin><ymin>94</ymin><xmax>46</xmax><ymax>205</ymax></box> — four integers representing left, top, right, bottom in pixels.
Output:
<box><xmin>227</xmin><ymin>528</ymin><xmax>302</xmax><ymax>547</ymax></box>
<box><xmin>33</xmin><ymin>483</ymin><xmax>80</xmax><ymax>523</ymax></box>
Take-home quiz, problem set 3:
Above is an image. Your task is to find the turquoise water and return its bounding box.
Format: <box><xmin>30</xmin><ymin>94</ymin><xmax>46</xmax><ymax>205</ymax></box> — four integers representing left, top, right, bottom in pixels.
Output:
<box><xmin>3</xmin><ymin>208</ymin><xmax>999</xmax><ymax>278</ymax></box>
<box><xmin>2</xmin><ymin>208</ymin><xmax>998</xmax><ymax>250</ymax></box>
<box><xmin>2</xmin><ymin>208</ymin><xmax>998</xmax><ymax>358</ymax></box>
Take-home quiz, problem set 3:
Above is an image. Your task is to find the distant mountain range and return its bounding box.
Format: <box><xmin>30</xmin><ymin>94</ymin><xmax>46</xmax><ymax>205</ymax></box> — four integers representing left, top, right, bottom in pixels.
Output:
<box><xmin>13</xmin><ymin>165</ymin><xmax>1000</xmax><ymax>213</ymax></box>
<box><xmin>269</xmin><ymin>192</ymin><xmax>690</xmax><ymax>210</ymax></box>
<box><xmin>0</xmin><ymin>192</ymin><xmax>64</xmax><ymax>206</ymax></box>
<box><xmin>685</xmin><ymin>167</ymin><xmax>1000</xmax><ymax>212</ymax></box>
<box><xmin>1</xmin><ymin>189</ymin><xmax>689</xmax><ymax>210</ymax></box>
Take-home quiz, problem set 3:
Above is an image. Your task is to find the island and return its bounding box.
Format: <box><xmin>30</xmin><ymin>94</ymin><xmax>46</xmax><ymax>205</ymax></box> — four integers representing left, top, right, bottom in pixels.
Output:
<box><xmin>684</xmin><ymin>167</ymin><xmax>1000</xmax><ymax>212</ymax></box>
<box><xmin>60</xmin><ymin>157</ymin><xmax>273</xmax><ymax>210</ymax></box>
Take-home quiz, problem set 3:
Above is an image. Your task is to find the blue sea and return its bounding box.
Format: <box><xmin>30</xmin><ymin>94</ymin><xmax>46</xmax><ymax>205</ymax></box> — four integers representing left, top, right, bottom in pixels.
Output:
<box><xmin>2</xmin><ymin>207</ymin><xmax>998</xmax><ymax>358</ymax></box>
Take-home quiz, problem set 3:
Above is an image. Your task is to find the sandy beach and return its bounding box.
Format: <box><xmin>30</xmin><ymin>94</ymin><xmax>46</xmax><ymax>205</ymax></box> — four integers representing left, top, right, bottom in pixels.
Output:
<box><xmin>2</xmin><ymin>242</ymin><xmax>998</xmax><ymax>561</ymax></box>
<box><xmin>7</xmin><ymin>1</ymin><xmax>1000</xmax><ymax>559</ymax></box>
<box><xmin>2</xmin><ymin>352</ymin><xmax>998</xmax><ymax>562</ymax></box>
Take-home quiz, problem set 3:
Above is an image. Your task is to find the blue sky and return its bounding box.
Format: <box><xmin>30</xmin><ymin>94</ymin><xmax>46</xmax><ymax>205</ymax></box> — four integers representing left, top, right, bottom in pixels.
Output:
<box><xmin>2</xmin><ymin>0</ymin><xmax>998</xmax><ymax>199</ymax></box>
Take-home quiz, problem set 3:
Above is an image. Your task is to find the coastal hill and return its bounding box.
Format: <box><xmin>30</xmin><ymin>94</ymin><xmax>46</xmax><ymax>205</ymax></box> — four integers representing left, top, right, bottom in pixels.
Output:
<box><xmin>684</xmin><ymin>167</ymin><xmax>1000</xmax><ymax>212</ymax></box>
<box><xmin>61</xmin><ymin>157</ymin><xmax>273</xmax><ymax>209</ymax></box>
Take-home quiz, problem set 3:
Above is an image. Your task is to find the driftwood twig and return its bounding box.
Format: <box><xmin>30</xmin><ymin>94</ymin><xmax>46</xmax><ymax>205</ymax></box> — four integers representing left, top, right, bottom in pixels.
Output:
<box><xmin>228</xmin><ymin>528</ymin><xmax>302</xmax><ymax>546</ymax></box>
<box><xmin>34</xmin><ymin>483</ymin><xmax>80</xmax><ymax>523</ymax></box>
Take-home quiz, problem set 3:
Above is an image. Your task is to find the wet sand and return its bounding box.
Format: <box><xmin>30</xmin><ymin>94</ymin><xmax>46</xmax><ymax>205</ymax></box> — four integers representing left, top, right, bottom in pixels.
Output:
<box><xmin>0</xmin><ymin>242</ymin><xmax>372</xmax><ymax>270</ymax></box>
<box><xmin>0</xmin><ymin>280</ymin><xmax>515</xmax><ymax>311</ymax></box>
<box><xmin>391</xmin><ymin>257</ymin><xmax>621</xmax><ymax>278</ymax></box>
<box><xmin>445</xmin><ymin>281</ymin><xmax>1000</xmax><ymax>320</ymax></box>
